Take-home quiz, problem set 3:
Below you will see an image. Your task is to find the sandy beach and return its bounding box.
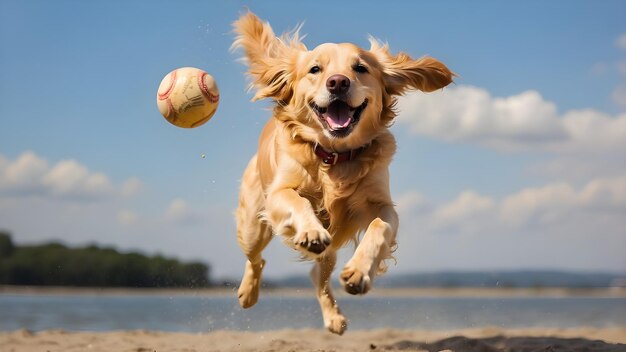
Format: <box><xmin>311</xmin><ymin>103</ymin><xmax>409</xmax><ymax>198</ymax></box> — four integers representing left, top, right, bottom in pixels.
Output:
<box><xmin>2</xmin><ymin>326</ymin><xmax>625</xmax><ymax>352</ymax></box>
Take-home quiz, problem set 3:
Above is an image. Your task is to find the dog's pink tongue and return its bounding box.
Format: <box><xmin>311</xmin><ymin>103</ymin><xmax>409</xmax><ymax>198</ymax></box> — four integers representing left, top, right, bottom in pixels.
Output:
<box><xmin>324</xmin><ymin>102</ymin><xmax>351</xmax><ymax>130</ymax></box>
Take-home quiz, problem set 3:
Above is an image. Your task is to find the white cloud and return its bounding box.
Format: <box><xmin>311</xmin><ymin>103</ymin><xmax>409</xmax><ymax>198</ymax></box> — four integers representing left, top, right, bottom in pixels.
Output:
<box><xmin>395</xmin><ymin>191</ymin><xmax>432</xmax><ymax>216</ymax></box>
<box><xmin>612</xmin><ymin>85</ymin><xmax>626</xmax><ymax>108</ymax></box>
<box><xmin>121</xmin><ymin>177</ymin><xmax>143</xmax><ymax>197</ymax></box>
<box><xmin>165</xmin><ymin>198</ymin><xmax>204</xmax><ymax>225</ymax></box>
<box><xmin>393</xmin><ymin>176</ymin><xmax>626</xmax><ymax>272</ymax></box>
<box><xmin>591</xmin><ymin>62</ymin><xmax>609</xmax><ymax>76</ymax></box>
<box><xmin>617</xmin><ymin>61</ymin><xmax>626</xmax><ymax>76</ymax></box>
<box><xmin>42</xmin><ymin>159</ymin><xmax>113</xmax><ymax>199</ymax></box>
<box><xmin>399</xmin><ymin>175</ymin><xmax>626</xmax><ymax>234</ymax></box>
<box><xmin>500</xmin><ymin>183</ymin><xmax>578</xmax><ymax>227</ymax></box>
<box><xmin>431</xmin><ymin>191</ymin><xmax>495</xmax><ymax>232</ymax></box>
<box><xmin>0</xmin><ymin>151</ymin><xmax>48</xmax><ymax>195</ymax></box>
<box><xmin>117</xmin><ymin>209</ymin><xmax>138</xmax><ymax>226</ymax></box>
<box><xmin>0</xmin><ymin>151</ymin><xmax>139</xmax><ymax>201</ymax></box>
<box><xmin>578</xmin><ymin>175</ymin><xmax>626</xmax><ymax>209</ymax></box>
<box><xmin>615</xmin><ymin>33</ymin><xmax>626</xmax><ymax>50</ymax></box>
<box><xmin>396</xmin><ymin>85</ymin><xmax>626</xmax><ymax>153</ymax></box>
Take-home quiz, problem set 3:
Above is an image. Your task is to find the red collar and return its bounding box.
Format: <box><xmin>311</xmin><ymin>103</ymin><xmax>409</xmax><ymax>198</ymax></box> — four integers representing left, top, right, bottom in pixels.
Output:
<box><xmin>314</xmin><ymin>144</ymin><xmax>365</xmax><ymax>165</ymax></box>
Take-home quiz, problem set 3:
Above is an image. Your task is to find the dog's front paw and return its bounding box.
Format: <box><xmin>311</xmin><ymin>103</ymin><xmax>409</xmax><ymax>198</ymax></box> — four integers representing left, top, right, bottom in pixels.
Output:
<box><xmin>293</xmin><ymin>228</ymin><xmax>331</xmax><ymax>255</ymax></box>
<box><xmin>237</xmin><ymin>283</ymin><xmax>258</xmax><ymax>309</ymax></box>
<box><xmin>325</xmin><ymin>312</ymin><xmax>347</xmax><ymax>335</ymax></box>
<box><xmin>237</xmin><ymin>260</ymin><xmax>264</xmax><ymax>309</ymax></box>
<box><xmin>340</xmin><ymin>266</ymin><xmax>371</xmax><ymax>295</ymax></box>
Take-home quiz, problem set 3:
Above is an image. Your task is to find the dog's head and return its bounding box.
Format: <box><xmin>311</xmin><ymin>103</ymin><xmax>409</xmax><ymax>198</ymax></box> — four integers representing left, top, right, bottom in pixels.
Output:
<box><xmin>233</xmin><ymin>12</ymin><xmax>454</xmax><ymax>149</ymax></box>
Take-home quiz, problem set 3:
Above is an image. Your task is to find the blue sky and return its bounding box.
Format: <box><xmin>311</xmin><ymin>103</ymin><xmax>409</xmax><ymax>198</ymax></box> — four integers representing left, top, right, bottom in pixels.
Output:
<box><xmin>1</xmin><ymin>1</ymin><xmax>625</xmax><ymax>279</ymax></box>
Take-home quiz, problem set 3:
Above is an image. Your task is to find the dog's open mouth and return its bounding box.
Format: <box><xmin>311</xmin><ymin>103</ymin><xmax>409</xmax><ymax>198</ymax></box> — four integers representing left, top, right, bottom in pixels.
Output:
<box><xmin>311</xmin><ymin>99</ymin><xmax>368</xmax><ymax>138</ymax></box>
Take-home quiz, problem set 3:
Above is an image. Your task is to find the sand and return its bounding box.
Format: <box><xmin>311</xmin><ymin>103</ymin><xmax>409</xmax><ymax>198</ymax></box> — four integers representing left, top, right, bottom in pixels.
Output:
<box><xmin>2</xmin><ymin>326</ymin><xmax>625</xmax><ymax>352</ymax></box>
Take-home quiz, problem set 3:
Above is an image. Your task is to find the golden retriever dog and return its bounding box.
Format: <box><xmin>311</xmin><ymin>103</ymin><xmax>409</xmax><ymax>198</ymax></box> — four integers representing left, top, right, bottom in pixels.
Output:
<box><xmin>232</xmin><ymin>11</ymin><xmax>453</xmax><ymax>334</ymax></box>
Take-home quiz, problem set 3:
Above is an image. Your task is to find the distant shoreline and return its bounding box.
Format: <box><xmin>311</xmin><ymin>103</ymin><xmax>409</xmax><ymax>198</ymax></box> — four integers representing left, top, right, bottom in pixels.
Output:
<box><xmin>2</xmin><ymin>285</ymin><xmax>625</xmax><ymax>298</ymax></box>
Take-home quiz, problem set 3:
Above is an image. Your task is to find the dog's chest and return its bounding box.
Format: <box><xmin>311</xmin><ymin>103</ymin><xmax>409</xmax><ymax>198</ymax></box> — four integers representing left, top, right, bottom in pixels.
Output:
<box><xmin>297</xmin><ymin>171</ymin><xmax>367</xmax><ymax>229</ymax></box>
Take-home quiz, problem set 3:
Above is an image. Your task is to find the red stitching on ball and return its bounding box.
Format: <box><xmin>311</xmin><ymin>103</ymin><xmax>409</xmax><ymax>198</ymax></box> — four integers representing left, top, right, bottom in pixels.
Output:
<box><xmin>158</xmin><ymin>70</ymin><xmax>177</xmax><ymax>100</ymax></box>
<box><xmin>199</xmin><ymin>72</ymin><xmax>219</xmax><ymax>103</ymax></box>
<box><xmin>166</xmin><ymin>98</ymin><xmax>175</xmax><ymax>118</ymax></box>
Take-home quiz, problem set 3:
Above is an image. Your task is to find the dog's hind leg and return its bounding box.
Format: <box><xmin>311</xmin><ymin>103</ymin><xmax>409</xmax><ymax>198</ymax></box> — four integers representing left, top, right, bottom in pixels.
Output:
<box><xmin>310</xmin><ymin>251</ymin><xmax>347</xmax><ymax>335</ymax></box>
<box><xmin>236</xmin><ymin>155</ymin><xmax>272</xmax><ymax>308</ymax></box>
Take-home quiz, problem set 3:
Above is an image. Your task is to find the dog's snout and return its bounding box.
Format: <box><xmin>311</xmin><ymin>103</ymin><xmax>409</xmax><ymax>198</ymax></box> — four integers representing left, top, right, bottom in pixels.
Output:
<box><xmin>326</xmin><ymin>74</ymin><xmax>350</xmax><ymax>94</ymax></box>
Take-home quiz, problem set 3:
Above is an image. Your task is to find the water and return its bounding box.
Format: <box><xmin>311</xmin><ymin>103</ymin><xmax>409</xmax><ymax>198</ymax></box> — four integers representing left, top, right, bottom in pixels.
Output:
<box><xmin>1</xmin><ymin>293</ymin><xmax>625</xmax><ymax>332</ymax></box>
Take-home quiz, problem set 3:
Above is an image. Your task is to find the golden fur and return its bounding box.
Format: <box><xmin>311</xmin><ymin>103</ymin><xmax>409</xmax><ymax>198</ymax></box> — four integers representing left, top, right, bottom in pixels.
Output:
<box><xmin>232</xmin><ymin>11</ymin><xmax>453</xmax><ymax>334</ymax></box>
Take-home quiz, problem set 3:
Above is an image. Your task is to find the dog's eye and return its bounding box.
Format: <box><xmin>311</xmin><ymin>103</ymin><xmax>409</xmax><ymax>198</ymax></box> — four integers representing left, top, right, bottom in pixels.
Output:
<box><xmin>309</xmin><ymin>65</ymin><xmax>321</xmax><ymax>74</ymax></box>
<box><xmin>353</xmin><ymin>64</ymin><xmax>368</xmax><ymax>74</ymax></box>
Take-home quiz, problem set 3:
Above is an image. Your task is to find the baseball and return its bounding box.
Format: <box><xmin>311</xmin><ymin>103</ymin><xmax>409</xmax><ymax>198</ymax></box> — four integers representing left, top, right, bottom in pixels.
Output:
<box><xmin>156</xmin><ymin>67</ymin><xmax>220</xmax><ymax>128</ymax></box>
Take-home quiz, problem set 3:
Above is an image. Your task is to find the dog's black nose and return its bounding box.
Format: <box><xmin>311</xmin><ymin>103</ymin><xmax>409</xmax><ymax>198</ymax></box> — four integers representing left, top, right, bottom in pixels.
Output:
<box><xmin>326</xmin><ymin>74</ymin><xmax>350</xmax><ymax>94</ymax></box>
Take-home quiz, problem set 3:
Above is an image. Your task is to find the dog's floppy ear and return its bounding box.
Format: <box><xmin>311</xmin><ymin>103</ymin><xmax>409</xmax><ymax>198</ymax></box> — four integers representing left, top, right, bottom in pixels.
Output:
<box><xmin>233</xmin><ymin>12</ymin><xmax>305</xmax><ymax>102</ymax></box>
<box><xmin>370</xmin><ymin>38</ymin><xmax>455</xmax><ymax>96</ymax></box>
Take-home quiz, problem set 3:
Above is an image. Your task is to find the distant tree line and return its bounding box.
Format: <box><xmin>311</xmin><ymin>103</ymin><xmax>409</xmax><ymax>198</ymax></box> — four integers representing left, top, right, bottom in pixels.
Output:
<box><xmin>0</xmin><ymin>231</ymin><xmax>211</xmax><ymax>288</ymax></box>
